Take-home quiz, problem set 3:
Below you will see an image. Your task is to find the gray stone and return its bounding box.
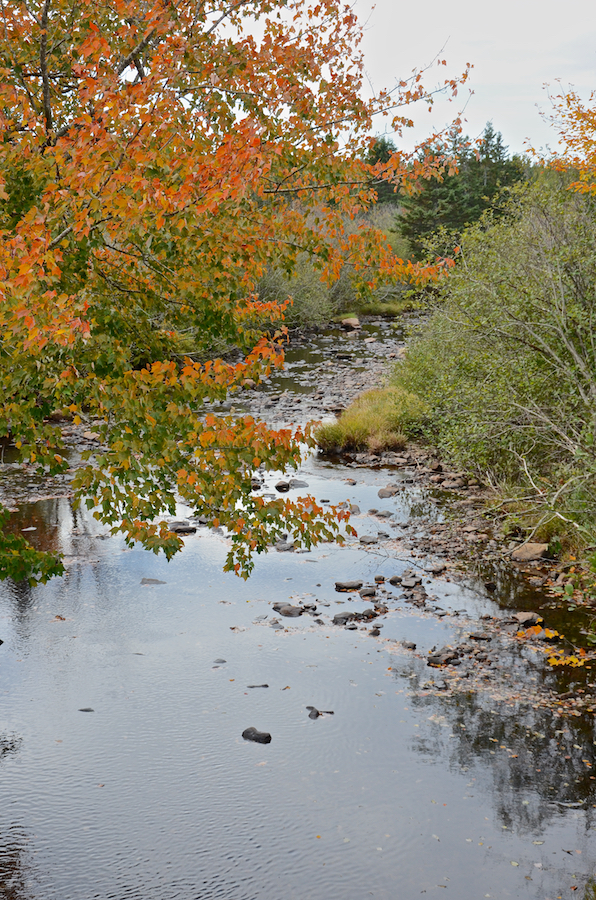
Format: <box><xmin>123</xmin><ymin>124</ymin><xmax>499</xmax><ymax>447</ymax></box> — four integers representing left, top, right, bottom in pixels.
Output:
<box><xmin>333</xmin><ymin>611</ymin><xmax>356</xmax><ymax>626</ymax></box>
<box><xmin>274</xmin><ymin>540</ymin><xmax>294</xmax><ymax>552</ymax></box>
<box><xmin>401</xmin><ymin>576</ymin><xmax>421</xmax><ymax>589</ymax></box>
<box><xmin>242</xmin><ymin>727</ymin><xmax>271</xmax><ymax>744</ymax></box>
<box><xmin>276</xmin><ymin>605</ymin><xmax>303</xmax><ymax>617</ymax></box>
<box><xmin>359</xmin><ymin>586</ymin><xmax>376</xmax><ymax>598</ymax></box>
<box><xmin>335</xmin><ymin>580</ymin><xmax>363</xmax><ymax>592</ymax></box>
<box><xmin>168</xmin><ymin>521</ymin><xmax>197</xmax><ymax>534</ymax></box>
<box><xmin>378</xmin><ymin>486</ymin><xmax>399</xmax><ymax>499</ymax></box>
<box><xmin>360</xmin><ymin>535</ymin><xmax>378</xmax><ymax>545</ymax></box>
<box><xmin>275</xmin><ymin>480</ymin><xmax>290</xmax><ymax>492</ymax></box>
<box><xmin>140</xmin><ymin>577</ymin><xmax>166</xmax><ymax>585</ymax></box>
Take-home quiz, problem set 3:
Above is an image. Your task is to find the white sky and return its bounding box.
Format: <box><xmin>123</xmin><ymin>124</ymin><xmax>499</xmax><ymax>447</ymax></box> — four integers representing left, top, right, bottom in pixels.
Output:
<box><xmin>355</xmin><ymin>0</ymin><xmax>596</xmax><ymax>156</ymax></box>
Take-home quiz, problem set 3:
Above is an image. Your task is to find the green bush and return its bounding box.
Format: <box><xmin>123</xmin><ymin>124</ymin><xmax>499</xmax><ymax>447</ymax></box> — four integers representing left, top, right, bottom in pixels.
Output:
<box><xmin>393</xmin><ymin>174</ymin><xmax>596</xmax><ymax>541</ymax></box>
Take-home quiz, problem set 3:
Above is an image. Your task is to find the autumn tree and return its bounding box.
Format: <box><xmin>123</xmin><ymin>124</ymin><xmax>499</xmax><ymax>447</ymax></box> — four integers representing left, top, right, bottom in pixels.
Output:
<box><xmin>0</xmin><ymin>0</ymin><xmax>467</xmax><ymax>583</ymax></box>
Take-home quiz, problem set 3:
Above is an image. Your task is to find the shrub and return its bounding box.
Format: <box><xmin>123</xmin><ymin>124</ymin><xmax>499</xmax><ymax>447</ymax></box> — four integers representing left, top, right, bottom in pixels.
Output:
<box><xmin>393</xmin><ymin>175</ymin><xmax>596</xmax><ymax>542</ymax></box>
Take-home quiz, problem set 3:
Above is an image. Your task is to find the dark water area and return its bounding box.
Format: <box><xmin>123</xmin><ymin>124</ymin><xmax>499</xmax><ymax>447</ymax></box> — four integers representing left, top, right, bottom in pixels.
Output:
<box><xmin>0</xmin><ymin>324</ymin><xmax>595</xmax><ymax>899</ymax></box>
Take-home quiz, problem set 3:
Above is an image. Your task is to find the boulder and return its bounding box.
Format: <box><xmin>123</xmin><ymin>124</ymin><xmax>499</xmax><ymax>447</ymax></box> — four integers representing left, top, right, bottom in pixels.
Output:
<box><xmin>511</xmin><ymin>542</ymin><xmax>549</xmax><ymax>562</ymax></box>
<box><xmin>341</xmin><ymin>317</ymin><xmax>361</xmax><ymax>330</ymax></box>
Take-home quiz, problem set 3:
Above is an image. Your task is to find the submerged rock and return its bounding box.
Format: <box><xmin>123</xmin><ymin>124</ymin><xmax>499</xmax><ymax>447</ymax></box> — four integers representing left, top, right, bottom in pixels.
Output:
<box><xmin>306</xmin><ymin>706</ymin><xmax>334</xmax><ymax>719</ymax></box>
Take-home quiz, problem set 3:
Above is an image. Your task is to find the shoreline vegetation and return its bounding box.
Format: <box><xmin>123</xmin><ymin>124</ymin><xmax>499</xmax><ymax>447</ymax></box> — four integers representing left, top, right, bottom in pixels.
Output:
<box><xmin>314</xmin><ymin>172</ymin><xmax>596</xmax><ymax>602</ymax></box>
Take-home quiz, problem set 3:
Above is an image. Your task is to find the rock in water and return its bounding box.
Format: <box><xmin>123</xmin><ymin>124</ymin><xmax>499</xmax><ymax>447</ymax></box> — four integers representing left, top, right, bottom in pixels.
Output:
<box><xmin>242</xmin><ymin>727</ymin><xmax>272</xmax><ymax>744</ymax></box>
<box><xmin>273</xmin><ymin>604</ymin><xmax>303</xmax><ymax>617</ymax></box>
<box><xmin>335</xmin><ymin>580</ymin><xmax>363</xmax><ymax>592</ymax></box>
<box><xmin>333</xmin><ymin>611</ymin><xmax>356</xmax><ymax>626</ymax></box>
<box><xmin>306</xmin><ymin>706</ymin><xmax>334</xmax><ymax>719</ymax></box>
<box><xmin>168</xmin><ymin>521</ymin><xmax>197</xmax><ymax>534</ymax></box>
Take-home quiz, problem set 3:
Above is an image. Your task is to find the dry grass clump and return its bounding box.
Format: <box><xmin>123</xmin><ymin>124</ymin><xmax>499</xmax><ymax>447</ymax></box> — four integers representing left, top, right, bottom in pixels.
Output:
<box><xmin>315</xmin><ymin>387</ymin><xmax>428</xmax><ymax>453</ymax></box>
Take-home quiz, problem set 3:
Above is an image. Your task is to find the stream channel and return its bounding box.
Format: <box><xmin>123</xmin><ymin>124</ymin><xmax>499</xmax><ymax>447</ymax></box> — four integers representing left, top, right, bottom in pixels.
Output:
<box><xmin>0</xmin><ymin>320</ymin><xmax>595</xmax><ymax>900</ymax></box>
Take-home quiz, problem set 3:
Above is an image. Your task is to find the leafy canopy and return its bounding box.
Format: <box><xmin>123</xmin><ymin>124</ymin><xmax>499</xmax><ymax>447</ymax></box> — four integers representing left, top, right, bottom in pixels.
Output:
<box><xmin>0</xmin><ymin>0</ymin><xmax>467</xmax><ymax>582</ymax></box>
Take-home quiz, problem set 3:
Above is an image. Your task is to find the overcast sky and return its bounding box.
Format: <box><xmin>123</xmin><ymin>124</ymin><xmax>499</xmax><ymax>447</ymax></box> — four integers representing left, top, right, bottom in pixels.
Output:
<box><xmin>355</xmin><ymin>0</ymin><xmax>596</xmax><ymax>156</ymax></box>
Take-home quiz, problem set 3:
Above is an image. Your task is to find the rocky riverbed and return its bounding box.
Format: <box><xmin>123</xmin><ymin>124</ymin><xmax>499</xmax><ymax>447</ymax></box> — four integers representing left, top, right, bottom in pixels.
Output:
<box><xmin>1</xmin><ymin>316</ymin><xmax>596</xmax><ymax>900</ymax></box>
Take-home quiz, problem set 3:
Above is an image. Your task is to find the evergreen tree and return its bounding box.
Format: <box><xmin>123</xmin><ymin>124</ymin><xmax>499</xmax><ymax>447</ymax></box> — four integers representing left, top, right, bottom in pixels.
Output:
<box><xmin>366</xmin><ymin>135</ymin><xmax>399</xmax><ymax>204</ymax></box>
<box><xmin>397</xmin><ymin>123</ymin><xmax>525</xmax><ymax>258</ymax></box>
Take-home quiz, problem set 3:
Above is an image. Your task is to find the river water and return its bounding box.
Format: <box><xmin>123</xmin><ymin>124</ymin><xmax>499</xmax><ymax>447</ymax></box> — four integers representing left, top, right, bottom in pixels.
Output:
<box><xmin>0</xmin><ymin>324</ymin><xmax>594</xmax><ymax>900</ymax></box>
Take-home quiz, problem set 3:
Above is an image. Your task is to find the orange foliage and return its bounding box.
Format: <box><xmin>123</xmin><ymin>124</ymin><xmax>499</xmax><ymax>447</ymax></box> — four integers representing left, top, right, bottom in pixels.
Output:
<box><xmin>0</xmin><ymin>0</ymin><xmax>468</xmax><ymax>581</ymax></box>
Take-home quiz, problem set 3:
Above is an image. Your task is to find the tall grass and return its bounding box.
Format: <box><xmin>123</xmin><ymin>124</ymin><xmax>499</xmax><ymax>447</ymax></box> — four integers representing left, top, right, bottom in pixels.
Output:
<box><xmin>315</xmin><ymin>386</ymin><xmax>428</xmax><ymax>453</ymax></box>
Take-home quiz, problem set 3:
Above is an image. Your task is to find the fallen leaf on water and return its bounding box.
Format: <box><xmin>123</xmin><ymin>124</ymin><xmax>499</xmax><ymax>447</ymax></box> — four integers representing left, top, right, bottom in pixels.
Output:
<box><xmin>511</xmin><ymin>861</ymin><xmax>519</xmax><ymax>866</ymax></box>
<box><xmin>281</xmin><ymin>686</ymin><xmax>291</xmax><ymax>690</ymax></box>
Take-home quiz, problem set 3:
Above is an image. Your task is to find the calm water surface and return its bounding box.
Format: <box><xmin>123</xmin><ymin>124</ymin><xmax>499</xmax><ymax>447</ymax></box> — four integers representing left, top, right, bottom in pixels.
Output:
<box><xmin>0</xmin><ymin>328</ymin><xmax>595</xmax><ymax>899</ymax></box>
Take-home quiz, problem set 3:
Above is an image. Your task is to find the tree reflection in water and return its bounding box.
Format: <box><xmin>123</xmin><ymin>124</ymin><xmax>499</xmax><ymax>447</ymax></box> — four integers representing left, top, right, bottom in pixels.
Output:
<box><xmin>0</xmin><ymin>736</ymin><xmax>31</xmax><ymax>900</ymax></box>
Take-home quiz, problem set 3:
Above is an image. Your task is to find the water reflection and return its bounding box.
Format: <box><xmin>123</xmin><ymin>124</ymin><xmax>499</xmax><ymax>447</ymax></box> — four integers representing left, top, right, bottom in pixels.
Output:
<box><xmin>1</xmin><ymin>321</ymin><xmax>596</xmax><ymax>897</ymax></box>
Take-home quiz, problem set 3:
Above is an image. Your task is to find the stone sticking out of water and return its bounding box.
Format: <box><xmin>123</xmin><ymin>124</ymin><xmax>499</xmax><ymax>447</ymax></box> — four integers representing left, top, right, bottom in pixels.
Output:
<box><xmin>242</xmin><ymin>727</ymin><xmax>272</xmax><ymax>744</ymax></box>
<box><xmin>335</xmin><ymin>580</ymin><xmax>363</xmax><ymax>592</ymax></box>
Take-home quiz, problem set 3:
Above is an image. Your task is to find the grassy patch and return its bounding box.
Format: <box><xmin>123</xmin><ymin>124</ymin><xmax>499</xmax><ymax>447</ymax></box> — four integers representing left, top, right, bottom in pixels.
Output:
<box><xmin>315</xmin><ymin>386</ymin><xmax>428</xmax><ymax>453</ymax></box>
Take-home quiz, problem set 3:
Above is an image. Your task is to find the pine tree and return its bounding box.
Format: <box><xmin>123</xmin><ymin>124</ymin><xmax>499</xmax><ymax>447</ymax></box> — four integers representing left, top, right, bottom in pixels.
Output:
<box><xmin>397</xmin><ymin>123</ymin><xmax>525</xmax><ymax>258</ymax></box>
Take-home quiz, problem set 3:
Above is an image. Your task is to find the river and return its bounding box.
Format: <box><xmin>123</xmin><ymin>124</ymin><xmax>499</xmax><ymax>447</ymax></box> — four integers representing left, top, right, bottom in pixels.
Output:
<box><xmin>0</xmin><ymin>321</ymin><xmax>594</xmax><ymax>900</ymax></box>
